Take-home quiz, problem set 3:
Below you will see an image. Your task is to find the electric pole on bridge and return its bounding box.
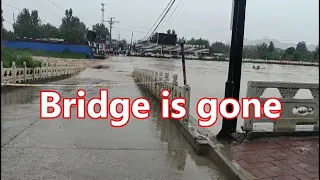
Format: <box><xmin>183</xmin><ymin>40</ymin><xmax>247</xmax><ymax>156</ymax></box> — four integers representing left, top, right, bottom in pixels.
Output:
<box><xmin>217</xmin><ymin>0</ymin><xmax>247</xmax><ymax>140</ymax></box>
<box><xmin>106</xmin><ymin>17</ymin><xmax>119</xmax><ymax>50</ymax></box>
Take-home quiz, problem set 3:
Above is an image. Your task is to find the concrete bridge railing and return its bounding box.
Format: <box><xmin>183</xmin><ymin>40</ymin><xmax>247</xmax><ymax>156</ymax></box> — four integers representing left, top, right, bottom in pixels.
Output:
<box><xmin>242</xmin><ymin>81</ymin><xmax>319</xmax><ymax>133</ymax></box>
<box><xmin>1</xmin><ymin>61</ymin><xmax>86</xmax><ymax>84</ymax></box>
<box><xmin>132</xmin><ymin>68</ymin><xmax>191</xmax><ymax>120</ymax></box>
<box><xmin>132</xmin><ymin>68</ymin><xmax>213</xmax><ymax>155</ymax></box>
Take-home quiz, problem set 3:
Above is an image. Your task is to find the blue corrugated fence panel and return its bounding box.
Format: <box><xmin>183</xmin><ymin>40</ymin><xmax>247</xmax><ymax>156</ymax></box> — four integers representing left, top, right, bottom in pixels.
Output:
<box><xmin>2</xmin><ymin>41</ymin><xmax>90</xmax><ymax>55</ymax></box>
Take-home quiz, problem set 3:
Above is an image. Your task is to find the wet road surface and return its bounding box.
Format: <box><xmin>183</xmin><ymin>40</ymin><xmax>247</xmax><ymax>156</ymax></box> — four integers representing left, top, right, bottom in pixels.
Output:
<box><xmin>1</xmin><ymin>57</ymin><xmax>226</xmax><ymax>180</ymax></box>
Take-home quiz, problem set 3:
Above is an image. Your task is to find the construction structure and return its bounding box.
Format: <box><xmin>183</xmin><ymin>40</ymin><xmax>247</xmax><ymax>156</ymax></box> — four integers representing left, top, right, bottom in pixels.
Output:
<box><xmin>134</xmin><ymin>43</ymin><xmax>210</xmax><ymax>57</ymax></box>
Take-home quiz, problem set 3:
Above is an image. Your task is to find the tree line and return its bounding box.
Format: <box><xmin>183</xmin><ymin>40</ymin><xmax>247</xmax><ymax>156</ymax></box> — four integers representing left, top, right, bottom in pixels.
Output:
<box><xmin>2</xmin><ymin>8</ymin><xmax>111</xmax><ymax>45</ymax></box>
<box><xmin>183</xmin><ymin>37</ymin><xmax>318</xmax><ymax>62</ymax></box>
<box><xmin>2</xmin><ymin>8</ymin><xmax>318</xmax><ymax>62</ymax></box>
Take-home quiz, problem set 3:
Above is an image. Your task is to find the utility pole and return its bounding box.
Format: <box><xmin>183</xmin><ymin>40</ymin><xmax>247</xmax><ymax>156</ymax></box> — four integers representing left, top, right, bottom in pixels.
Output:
<box><xmin>1</xmin><ymin>10</ymin><xmax>3</xmax><ymax>61</ymax></box>
<box><xmin>217</xmin><ymin>0</ymin><xmax>247</xmax><ymax>139</ymax></box>
<box><xmin>130</xmin><ymin>32</ymin><xmax>134</xmax><ymax>51</ymax></box>
<box><xmin>12</xmin><ymin>13</ymin><xmax>15</xmax><ymax>33</ymax></box>
<box><xmin>106</xmin><ymin>17</ymin><xmax>119</xmax><ymax>50</ymax></box>
<box><xmin>101</xmin><ymin>3</ymin><xmax>105</xmax><ymax>25</ymax></box>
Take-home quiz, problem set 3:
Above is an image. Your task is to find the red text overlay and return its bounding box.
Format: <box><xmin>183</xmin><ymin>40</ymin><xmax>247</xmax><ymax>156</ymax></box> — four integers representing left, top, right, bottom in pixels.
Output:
<box><xmin>40</xmin><ymin>89</ymin><xmax>282</xmax><ymax>127</ymax></box>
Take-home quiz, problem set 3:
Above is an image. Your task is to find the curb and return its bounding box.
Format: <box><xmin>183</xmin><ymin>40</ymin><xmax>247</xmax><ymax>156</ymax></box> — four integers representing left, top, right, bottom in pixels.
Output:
<box><xmin>172</xmin><ymin>116</ymin><xmax>251</xmax><ymax>180</ymax></box>
<box><xmin>207</xmin><ymin>141</ymin><xmax>252</xmax><ymax>180</ymax></box>
<box><xmin>135</xmin><ymin>82</ymin><xmax>252</xmax><ymax>180</ymax></box>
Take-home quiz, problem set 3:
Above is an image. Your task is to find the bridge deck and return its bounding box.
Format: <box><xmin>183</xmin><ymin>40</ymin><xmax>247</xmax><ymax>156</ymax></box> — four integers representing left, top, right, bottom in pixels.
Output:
<box><xmin>1</xmin><ymin>56</ymin><xmax>226</xmax><ymax>180</ymax></box>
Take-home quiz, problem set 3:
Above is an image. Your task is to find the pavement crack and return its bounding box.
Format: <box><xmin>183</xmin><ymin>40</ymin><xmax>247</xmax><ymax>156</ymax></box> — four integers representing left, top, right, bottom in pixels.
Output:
<box><xmin>1</xmin><ymin>119</ymin><xmax>39</xmax><ymax>148</ymax></box>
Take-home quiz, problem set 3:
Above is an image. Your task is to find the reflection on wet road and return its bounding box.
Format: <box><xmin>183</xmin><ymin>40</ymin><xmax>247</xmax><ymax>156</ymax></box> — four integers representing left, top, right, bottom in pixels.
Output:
<box><xmin>1</xmin><ymin>57</ymin><xmax>226</xmax><ymax>180</ymax></box>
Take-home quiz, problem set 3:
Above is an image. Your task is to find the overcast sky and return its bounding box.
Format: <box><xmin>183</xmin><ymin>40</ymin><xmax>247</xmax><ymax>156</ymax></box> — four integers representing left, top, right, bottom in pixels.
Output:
<box><xmin>2</xmin><ymin>0</ymin><xmax>319</xmax><ymax>45</ymax></box>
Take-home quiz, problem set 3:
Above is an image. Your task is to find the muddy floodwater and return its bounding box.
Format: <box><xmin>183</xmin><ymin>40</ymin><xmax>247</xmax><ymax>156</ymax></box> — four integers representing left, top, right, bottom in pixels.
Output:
<box><xmin>1</xmin><ymin>56</ymin><xmax>318</xmax><ymax>179</ymax></box>
<box><xmin>128</xmin><ymin>56</ymin><xmax>319</xmax><ymax>134</ymax></box>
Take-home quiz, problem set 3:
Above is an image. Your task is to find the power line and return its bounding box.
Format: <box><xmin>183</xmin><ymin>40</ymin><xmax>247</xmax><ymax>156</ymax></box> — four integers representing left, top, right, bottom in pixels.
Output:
<box><xmin>45</xmin><ymin>0</ymin><xmax>90</xmax><ymax>25</ymax></box>
<box><xmin>159</xmin><ymin>0</ymin><xmax>187</xmax><ymax>31</ymax></box>
<box><xmin>35</xmin><ymin>0</ymin><xmax>63</xmax><ymax>18</ymax></box>
<box><xmin>114</xmin><ymin>27</ymin><xmax>146</xmax><ymax>34</ymax></box>
<box><xmin>3</xmin><ymin>3</ymin><xmax>22</xmax><ymax>11</ymax></box>
<box><xmin>3</xmin><ymin>2</ymin><xmax>50</xmax><ymax>24</ymax></box>
<box><xmin>3</xmin><ymin>19</ymin><xmax>14</xmax><ymax>25</ymax></box>
<box><xmin>147</xmin><ymin>0</ymin><xmax>177</xmax><ymax>40</ymax></box>
<box><xmin>141</xmin><ymin>0</ymin><xmax>174</xmax><ymax>40</ymax></box>
<box><xmin>46</xmin><ymin>0</ymin><xmax>65</xmax><ymax>11</ymax></box>
<box><xmin>159</xmin><ymin>0</ymin><xmax>184</xmax><ymax>31</ymax></box>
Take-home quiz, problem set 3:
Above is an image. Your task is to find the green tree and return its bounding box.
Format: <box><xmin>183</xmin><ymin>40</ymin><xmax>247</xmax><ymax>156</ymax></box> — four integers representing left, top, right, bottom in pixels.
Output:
<box><xmin>2</xmin><ymin>28</ymin><xmax>16</xmax><ymax>41</ymax></box>
<box><xmin>256</xmin><ymin>43</ymin><xmax>268</xmax><ymax>59</ymax></box>
<box><xmin>293</xmin><ymin>52</ymin><xmax>302</xmax><ymax>61</ymax></box>
<box><xmin>186</xmin><ymin>37</ymin><xmax>210</xmax><ymax>48</ymax></box>
<box><xmin>92</xmin><ymin>23</ymin><xmax>109</xmax><ymax>43</ymax></box>
<box><xmin>285</xmin><ymin>47</ymin><xmax>295</xmax><ymax>55</ymax></box>
<box><xmin>2</xmin><ymin>10</ymin><xmax>15</xmax><ymax>41</ymax></box>
<box><xmin>13</xmin><ymin>8</ymin><xmax>42</xmax><ymax>39</ymax></box>
<box><xmin>296</xmin><ymin>41</ymin><xmax>308</xmax><ymax>53</ymax></box>
<box><xmin>41</xmin><ymin>23</ymin><xmax>60</xmax><ymax>38</ymax></box>
<box><xmin>268</xmin><ymin>41</ymin><xmax>275</xmax><ymax>53</ymax></box>
<box><xmin>196</xmin><ymin>38</ymin><xmax>210</xmax><ymax>48</ymax></box>
<box><xmin>59</xmin><ymin>9</ymin><xmax>86</xmax><ymax>44</ymax></box>
<box><xmin>210</xmin><ymin>41</ymin><xmax>230</xmax><ymax>54</ymax></box>
<box><xmin>313</xmin><ymin>44</ymin><xmax>319</xmax><ymax>62</ymax></box>
<box><xmin>243</xmin><ymin>45</ymin><xmax>258</xmax><ymax>59</ymax></box>
<box><xmin>282</xmin><ymin>47</ymin><xmax>295</xmax><ymax>60</ymax></box>
<box><xmin>186</xmin><ymin>37</ymin><xmax>196</xmax><ymax>44</ymax></box>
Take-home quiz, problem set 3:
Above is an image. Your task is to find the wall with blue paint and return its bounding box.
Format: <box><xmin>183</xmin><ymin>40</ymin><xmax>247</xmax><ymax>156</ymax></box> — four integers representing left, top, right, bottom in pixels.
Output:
<box><xmin>2</xmin><ymin>41</ymin><xmax>94</xmax><ymax>59</ymax></box>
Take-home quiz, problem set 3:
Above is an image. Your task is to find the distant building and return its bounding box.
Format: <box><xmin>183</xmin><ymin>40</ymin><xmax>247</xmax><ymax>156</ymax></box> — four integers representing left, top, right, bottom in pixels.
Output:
<box><xmin>135</xmin><ymin>43</ymin><xmax>210</xmax><ymax>56</ymax></box>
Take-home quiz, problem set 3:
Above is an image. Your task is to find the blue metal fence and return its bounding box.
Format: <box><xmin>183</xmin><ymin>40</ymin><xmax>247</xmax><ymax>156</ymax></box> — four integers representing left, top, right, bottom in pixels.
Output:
<box><xmin>2</xmin><ymin>41</ymin><xmax>93</xmax><ymax>59</ymax></box>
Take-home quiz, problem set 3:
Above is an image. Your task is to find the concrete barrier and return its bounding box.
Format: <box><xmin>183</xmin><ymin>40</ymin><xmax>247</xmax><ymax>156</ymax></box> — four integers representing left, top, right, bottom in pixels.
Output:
<box><xmin>1</xmin><ymin>61</ymin><xmax>87</xmax><ymax>86</ymax></box>
<box><xmin>132</xmin><ymin>68</ymin><xmax>214</xmax><ymax>156</ymax></box>
<box><xmin>242</xmin><ymin>81</ymin><xmax>319</xmax><ymax>137</ymax></box>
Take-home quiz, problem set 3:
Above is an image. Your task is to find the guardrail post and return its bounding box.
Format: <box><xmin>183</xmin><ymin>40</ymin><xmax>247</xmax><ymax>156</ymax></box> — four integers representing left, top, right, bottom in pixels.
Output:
<box><xmin>164</xmin><ymin>72</ymin><xmax>170</xmax><ymax>90</ymax></box>
<box><xmin>172</xmin><ymin>74</ymin><xmax>178</xmax><ymax>100</ymax></box>
<box><xmin>46</xmin><ymin>61</ymin><xmax>49</xmax><ymax>78</ymax></box>
<box><xmin>1</xmin><ymin>61</ymin><xmax>4</xmax><ymax>84</ymax></box>
<box><xmin>154</xmin><ymin>71</ymin><xmax>159</xmax><ymax>96</ymax></box>
<box><xmin>51</xmin><ymin>62</ymin><xmax>53</xmax><ymax>77</ymax></box>
<box><xmin>184</xmin><ymin>84</ymin><xmax>191</xmax><ymax>121</ymax></box>
<box><xmin>146</xmin><ymin>70</ymin><xmax>149</xmax><ymax>87</ymax></box>
<box><xmin>12</xmin><ymin>61</ymin><xmax>16</xmax><ymax>83</ymax></box>
<box><xmin>32</xmin><ymin>67</ymin><xmax>36</xmax><ymax>80</ymax></box>
<box><xmin>40</xmin><ymin>62</ymin><xmax>43</xmax><ymax>79</ymax></box>
<box><xmin>148</xmin><ymin>70</ymin><xmax>151</xmax><ymax>89</ymax></box>
<box><xmin>151</xmin><ymin>70</ymin><xmax>155</xmax><ymax>93</ymax></box>
<box><xmin>23</xmin><ymin>61</ymin><xmax>27</xmax><ymax>82</ymax></box>
<box><xmin>159</xmin><ymin>72</ymin><xmax>164</xmax><ymax>99</ymax></box>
